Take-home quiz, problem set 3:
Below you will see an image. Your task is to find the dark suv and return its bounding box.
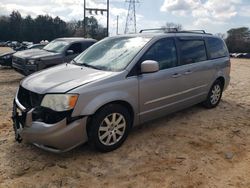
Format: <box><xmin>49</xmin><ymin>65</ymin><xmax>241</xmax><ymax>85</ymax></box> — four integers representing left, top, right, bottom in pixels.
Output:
<box><xmin>12</xmin><ymin>38</ymin><xmax>96</xmax><ymax>75</ymax></box>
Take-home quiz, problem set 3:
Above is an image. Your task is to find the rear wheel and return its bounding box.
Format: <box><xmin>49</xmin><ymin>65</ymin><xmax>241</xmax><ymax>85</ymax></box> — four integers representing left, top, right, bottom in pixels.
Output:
<box><xmin>88</xmin><ymin>104</ymin><xmax>131</xmax><ymax>152</ymax></box>
<box><xmin>203</xmin><ymin>80</ymin><xmax>223</xmax><ymax>108</ymax></box>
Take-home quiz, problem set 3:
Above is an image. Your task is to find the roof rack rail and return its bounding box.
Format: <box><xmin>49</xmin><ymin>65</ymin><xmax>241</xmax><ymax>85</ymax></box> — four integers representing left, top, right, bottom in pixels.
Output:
<box><xmin>139</xmin><ymin>28</ymin><xmax>212</xmax><ymax>35</ymax></box>
<box><xmin>139</xmin><ymin>28</ymin><xmax>178</xmax><ymax>33</ymax></box>
<box><xmin>180</xmin><ymin>30</ymin><xmax>206</xmax><ymax>34</ymax></box>
<box><xmin>179</xmin><ymin>30</ymin><xmax>212</xmax><ymax>35</ymax></box>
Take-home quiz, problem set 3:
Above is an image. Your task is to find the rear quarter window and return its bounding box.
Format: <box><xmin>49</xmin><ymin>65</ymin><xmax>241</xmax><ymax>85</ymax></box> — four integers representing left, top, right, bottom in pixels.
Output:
<box><xmin>207</xmin><ymin>37</ymin><xmax>228</xmax><ymax>59</ymax></box>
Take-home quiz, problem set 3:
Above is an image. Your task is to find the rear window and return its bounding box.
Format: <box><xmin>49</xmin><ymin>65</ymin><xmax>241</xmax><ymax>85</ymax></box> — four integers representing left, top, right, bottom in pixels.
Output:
<box><xmin>179</xmin><ymin>39</ymin><xmax>207</xmax><ymax>65</ymax></box>
<box><xmin>207</xmin><ymin>37</ymin><xmax>228</xmax><ymax>59</ymax></box>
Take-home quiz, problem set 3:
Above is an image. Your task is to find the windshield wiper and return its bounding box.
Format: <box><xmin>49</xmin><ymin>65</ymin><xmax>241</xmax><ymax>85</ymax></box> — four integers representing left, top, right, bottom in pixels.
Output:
<box><xmin>81</xmin><ymin>63</ymin><xmax>103</xmax><ymax>70</ymax></box>
<box><xmin>71</xmin><ymin>59</ymin><xmax>78</xmax><ymax>65</ymax></box>
<box><xmin>72</xmin><ymin>60</ymin><xmax>106</xmax><ymax>71</ymax></box>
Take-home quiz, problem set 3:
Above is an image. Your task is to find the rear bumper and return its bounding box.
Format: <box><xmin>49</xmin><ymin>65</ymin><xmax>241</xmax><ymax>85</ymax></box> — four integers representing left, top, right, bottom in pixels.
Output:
<box><xmin>13</xmin><ymin>96</ymin><xmax>88</xmax><ymax>153</ymax></box>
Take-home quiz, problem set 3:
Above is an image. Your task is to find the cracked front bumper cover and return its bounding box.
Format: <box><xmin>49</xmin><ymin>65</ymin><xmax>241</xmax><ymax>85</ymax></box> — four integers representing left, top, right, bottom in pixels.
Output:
<box><xmin>12</xmin><ymin>97</ymin><xmax>88</xmax><ymax>153</ymax></box>
<box><xmin>12</xmin><ymin>101</ymin><xmax>24</xmax><ymax>143</ymax></box>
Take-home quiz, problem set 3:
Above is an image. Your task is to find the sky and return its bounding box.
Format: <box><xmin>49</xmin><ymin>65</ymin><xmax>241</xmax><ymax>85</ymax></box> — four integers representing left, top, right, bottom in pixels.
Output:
<box><xmin>0</xmin><ymin>0</ymin><xmax>250</xmax><ymax>36</ymax></box>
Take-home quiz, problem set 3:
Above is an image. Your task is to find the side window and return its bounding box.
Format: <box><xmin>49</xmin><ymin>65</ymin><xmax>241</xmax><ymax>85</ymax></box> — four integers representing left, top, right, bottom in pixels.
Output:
<box><xmin>141</xmin><ymin>38</ymin><xmax>177</xmax><ymax>70</ymax></box>
<box><xmin>68</xmin><ymin>43</ymin><xmax>82</xmax><ymax>54</ymax></box>
<box><xmin>207</xmin><ymin>37</ymin><xmax>228</xmax><ymax>59</ymax></box>
<box><xmin>82</xmin><ymin>42</ymin><xmax>95</xmax><ymax>51</ymax></box>
<box><xmin>179</xmin><ymin>39</ymin><xmax>207</xmax><ymax>65</ymax></box>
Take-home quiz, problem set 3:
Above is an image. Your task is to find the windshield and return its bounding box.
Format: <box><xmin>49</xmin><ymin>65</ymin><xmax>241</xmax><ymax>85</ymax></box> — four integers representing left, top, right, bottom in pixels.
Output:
<box><xmin>73</xmin><ymin>36</ymin><xmax>151</xmax><ymax>71</ymax></box>
<box><xmin>43</xmin><ymin>40</ymin><xmax>69</xmax><ymax>53</ymax></box>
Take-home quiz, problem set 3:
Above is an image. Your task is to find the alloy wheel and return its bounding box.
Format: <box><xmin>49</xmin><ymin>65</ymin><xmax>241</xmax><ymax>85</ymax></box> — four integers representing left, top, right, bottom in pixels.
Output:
<box><xmin>210</xmin><ymin>84</ymin><xmax>221</xmax><ymax>105</ymax></box>
<box><xmin>98</xmin><ymin>113</ymin><xmax>126</xmax><ymax>146</ymax></box>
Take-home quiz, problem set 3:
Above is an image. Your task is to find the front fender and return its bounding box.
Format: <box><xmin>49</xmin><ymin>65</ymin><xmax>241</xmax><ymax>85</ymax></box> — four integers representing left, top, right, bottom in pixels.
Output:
<box><xmin>70</xmin><ymin>75</ymin><xmax>139</xmax><ymax>125</ymax></box>
<box><xmin>79</xmin><ymin>91</ymin><xmax>136</xmax><ymax>116</ymax></box>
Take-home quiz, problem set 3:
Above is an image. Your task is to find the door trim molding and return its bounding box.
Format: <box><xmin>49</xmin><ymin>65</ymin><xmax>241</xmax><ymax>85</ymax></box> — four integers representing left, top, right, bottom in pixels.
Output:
<box><xmin>145</xmin><ymin>84</ymin><xmax>208</xmax><ymax>105</ymax></box>
<box><xmin>140</xmin><ymin>92</ymin><xmax>207</xmax><ymax>116</ymax></box>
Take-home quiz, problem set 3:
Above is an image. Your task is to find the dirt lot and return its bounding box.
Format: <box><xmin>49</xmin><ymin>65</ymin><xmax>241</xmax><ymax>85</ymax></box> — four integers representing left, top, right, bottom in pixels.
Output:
<box><xmin>0</xmin><ymin>59</ymin><xmax>250</xmax><ymax>188</ymax></box>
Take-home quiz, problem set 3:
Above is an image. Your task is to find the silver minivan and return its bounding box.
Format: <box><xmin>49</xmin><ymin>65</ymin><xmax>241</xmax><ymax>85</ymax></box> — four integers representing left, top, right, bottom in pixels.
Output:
<box><xmin>12</xmin><ymin>30</ymin><xmax>230</xmax><ymax>152</ymax></box>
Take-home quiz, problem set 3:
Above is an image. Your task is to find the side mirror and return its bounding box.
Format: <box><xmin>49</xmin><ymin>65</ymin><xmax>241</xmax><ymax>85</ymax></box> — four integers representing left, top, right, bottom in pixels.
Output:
<box><xmin>141</xmin><ymin>60</ymin><xmax>159</xmax><ymax>74</ymax></box>
<box><xmin>66</xmin><ymin>50</ymin><xmax>74</xmax><ymax>55</ymax></box>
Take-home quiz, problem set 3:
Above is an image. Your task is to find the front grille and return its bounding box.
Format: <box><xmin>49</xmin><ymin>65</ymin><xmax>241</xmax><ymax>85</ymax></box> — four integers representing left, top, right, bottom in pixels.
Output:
<box><xmin>17</xmin><ymin>86</ymin><xmax>44</xmax><ymax>109</ymax></box>
<box><xmin>13</xmin><ymin>57</ymin><xmax>26</xmax><ymax>65</ymax></box>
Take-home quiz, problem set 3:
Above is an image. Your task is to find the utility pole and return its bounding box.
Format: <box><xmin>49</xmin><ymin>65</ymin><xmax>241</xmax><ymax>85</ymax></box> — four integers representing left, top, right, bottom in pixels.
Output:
<box><xmin>83</xmin><ymin>0</ymin><xmax>86</xmax><ymax>37</ymax></box>
<box><xmin>125</xmin><ymin>0</ymin><xmax>139</xmax><ymax>34</ymax></box>
<box><xmin>107</xmin><ymin>0</ymin><xmax>109</xmax><ymax>36</ymax></box>
<box><xmin>116</xmin><ymin>15</ymin><xmax>119</xmax><ymax>35</ymax></box>
<box><xmin>83</xmin><ymin>0</ymin><xmax>110</xmax><ymax>37</ymax></box>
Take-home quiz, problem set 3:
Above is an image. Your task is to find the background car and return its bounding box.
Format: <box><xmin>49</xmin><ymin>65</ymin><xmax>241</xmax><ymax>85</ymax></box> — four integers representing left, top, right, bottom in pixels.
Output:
<box><xmin>12</xmin><ymin>37</ymin><xmax>97</xmax><ymax>75</ymax></box>
<box><xmin>0</xmin><ymin>47</ymin><xmax>15</xmax><ymax>67</ymax></box>
<box><xmin>0</xmin><ymin>43</ymin><xmax>47</xmax><ymax>67</ymax></box>
<box><xmin>27</xmin><ymin>43</ymin><xmax>46</xmax><ymax>50</ymax></box>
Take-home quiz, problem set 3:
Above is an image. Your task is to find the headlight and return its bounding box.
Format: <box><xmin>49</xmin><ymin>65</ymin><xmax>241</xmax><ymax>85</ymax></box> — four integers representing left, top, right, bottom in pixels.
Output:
<box><xmin>27</xmin><ymin>59</ymin><xmax>36</xmax><ymax>65</ymax></box>
<box><xmin>41</xmin><ymin>94</ymin><xmax>78</xmax><ymax>112</ymax></box>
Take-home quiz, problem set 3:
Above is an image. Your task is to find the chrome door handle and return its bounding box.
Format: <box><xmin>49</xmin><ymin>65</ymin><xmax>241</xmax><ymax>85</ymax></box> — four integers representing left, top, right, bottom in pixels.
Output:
<box><xmin>172</xmin><ymin>73</ymin><xmax>182</xmax><ymax>78</ymax></box>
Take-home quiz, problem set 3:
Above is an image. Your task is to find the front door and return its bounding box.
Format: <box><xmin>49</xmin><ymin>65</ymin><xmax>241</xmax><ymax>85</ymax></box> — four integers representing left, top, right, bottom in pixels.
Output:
<box><xmin>139</xmin><ymin>38</ymin><xmax>185</xmax><ymax>123</ymax></box>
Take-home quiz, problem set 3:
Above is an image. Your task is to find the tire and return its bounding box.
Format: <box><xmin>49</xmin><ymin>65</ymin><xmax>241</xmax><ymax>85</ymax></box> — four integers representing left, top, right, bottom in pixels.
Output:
<box><xmin>203</xmin><ymin>80</ymin><xmax>223</xmax><ymax>108</ymax></box>
<box><xmin>88</xmin><ymin>104</ymin><xmax>132</xmax><ymax>152</ymax></box>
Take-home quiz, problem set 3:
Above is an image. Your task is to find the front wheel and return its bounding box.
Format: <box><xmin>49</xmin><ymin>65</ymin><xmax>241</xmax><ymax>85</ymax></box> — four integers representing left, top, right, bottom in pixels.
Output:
<box><xmin>203</xmin><ymin>80</ymin><xmax>223</xmax><ymax>108</ymax></box>
<box><xmin>88</xmin><ymin>104</ymin><xmax>132</xmax><ymax>152</ymax></box>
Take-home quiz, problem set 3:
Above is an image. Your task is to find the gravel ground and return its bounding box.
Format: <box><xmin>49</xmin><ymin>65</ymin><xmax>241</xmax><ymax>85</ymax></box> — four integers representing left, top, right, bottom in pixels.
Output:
<box><xmin>0</xmin><ymin>59</ymin><xmax>250</xmax><ymax>188</ymax></box>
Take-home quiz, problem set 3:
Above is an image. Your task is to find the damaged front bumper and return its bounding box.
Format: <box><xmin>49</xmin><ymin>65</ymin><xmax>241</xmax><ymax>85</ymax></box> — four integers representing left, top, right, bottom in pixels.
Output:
<box><xmin>12</xmin><ymin>96</ymin><xmax>88</xmax><ymax>153</ymax></box>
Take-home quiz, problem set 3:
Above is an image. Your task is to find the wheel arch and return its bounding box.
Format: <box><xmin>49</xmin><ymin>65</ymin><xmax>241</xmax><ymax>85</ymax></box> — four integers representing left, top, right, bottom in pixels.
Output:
<box><xmin>86</xmin><ymin>100</ymin><xmax>135</xmax><ymax>136</ymax></box>
<box><xmin>215</xmin><ymin>76</ymin><xmax>225</xmax><ymax>89</ymax></box>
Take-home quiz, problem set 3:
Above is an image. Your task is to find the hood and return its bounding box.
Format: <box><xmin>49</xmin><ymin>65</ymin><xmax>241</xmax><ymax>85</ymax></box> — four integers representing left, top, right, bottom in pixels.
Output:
<box><xmin>0</xmin><ymin>47</ymin><xmax>15</xmax><ymax>56</ymax></box>
<box><xmin>0</xmin><ymin>51</ymin><xmax>16</xmax><ymax>57</ymax></box>
<box><xmin>13</xmin><ymin>49</ymin><xmax>60</xmax><ymax>59</ymax></box>
<box><xmin>21</xmin><ymin>63</ymin><xmax>117</xmax><ymax>94</ymax></box>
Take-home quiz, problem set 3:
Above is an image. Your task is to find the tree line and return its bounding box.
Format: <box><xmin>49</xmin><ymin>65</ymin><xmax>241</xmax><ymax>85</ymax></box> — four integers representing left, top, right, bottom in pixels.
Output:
<box><xmin>0</xmin><ymin>11</ymin><xmax>107</xmax><ymax>43</ymax></box>
<box><xmin>0</xmin><ymin>12</ymin><xmax>249</xmax><ymax>53</ymax></box>
<box><xmin>225</xmin><ymin>27</ymin><xmax>250</xmax><ymax>53</ymax></box>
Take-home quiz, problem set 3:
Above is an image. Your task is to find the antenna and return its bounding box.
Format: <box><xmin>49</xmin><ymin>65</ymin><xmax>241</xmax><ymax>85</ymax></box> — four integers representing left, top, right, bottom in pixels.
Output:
<box><xmin>124</xmin><ymin>0</ymin><xmax>139</xmax><ymax>34</ymax></box>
